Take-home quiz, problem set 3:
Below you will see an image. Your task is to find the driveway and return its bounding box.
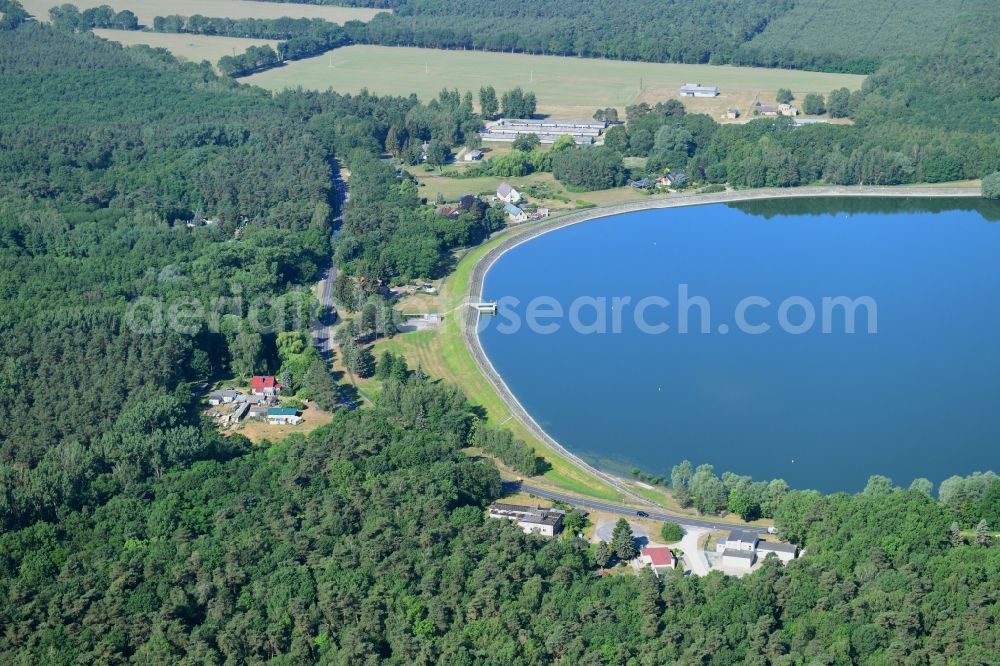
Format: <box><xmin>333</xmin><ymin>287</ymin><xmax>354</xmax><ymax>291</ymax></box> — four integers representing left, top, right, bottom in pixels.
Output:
<box><xmin>594</xmin><ymin>520</ymin><xmax>648</xmax><ymax>548</ymax></box>
<box><xmin>678</xmin><ymin>526</ymin><xmax>711</xmax><ymax>576</ymax></box>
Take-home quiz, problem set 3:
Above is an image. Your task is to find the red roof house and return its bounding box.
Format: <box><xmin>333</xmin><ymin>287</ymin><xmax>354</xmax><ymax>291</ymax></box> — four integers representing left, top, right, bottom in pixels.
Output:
<box><xmin>251</xmin><ymin>375</ymin><xmax>281</xmax><ymax>396</ymax></box>
<box><xmin>636</xmin><ymin>547</ymin><xmax>676</xmax><ymax>576</ymax></box>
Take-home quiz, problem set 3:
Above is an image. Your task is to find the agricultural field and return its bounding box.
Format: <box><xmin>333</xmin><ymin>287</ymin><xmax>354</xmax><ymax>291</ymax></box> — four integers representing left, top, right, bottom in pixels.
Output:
<box><xmin>748</xmin><ymin>0</ymin><xmax>998</xmax><ymax>62</ymax></box>
<box><xmin>20</xmin><ymin>0</ymin><xmax>385</xmax><ymax>25</ymax></box>
<box><xmin>93</xmin><ymin>29</ymin><xmax>280</xmax><ymax>66</ymax></box>
<box><xmin>243</xmin><ymin>45</ymin><xmax>866</xmax><ymax>120</ymax></box>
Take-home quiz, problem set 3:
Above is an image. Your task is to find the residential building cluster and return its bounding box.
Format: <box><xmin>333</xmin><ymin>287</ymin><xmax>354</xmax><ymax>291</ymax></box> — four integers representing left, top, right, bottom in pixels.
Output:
<box><xmin>488</xmin><ymin>503</ymin><xmax>566</xmax><ymax>537</ymax></box>
<box><xmin>716</xmin><ymin>529</ymin><xmax>798</xmax><ymax>570</ymax></box>
<box><xmin>207</xmin><ymin>375</ymin><xmax>304</xmax><ymax>427</ymax></box>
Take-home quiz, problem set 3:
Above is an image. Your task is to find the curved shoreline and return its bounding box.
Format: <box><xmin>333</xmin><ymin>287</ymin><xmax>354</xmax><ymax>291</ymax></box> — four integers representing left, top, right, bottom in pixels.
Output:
<box><xmin>461</xmin><ymin>185</ymin><xmax>981</xmax><ymax>507</ymax></box>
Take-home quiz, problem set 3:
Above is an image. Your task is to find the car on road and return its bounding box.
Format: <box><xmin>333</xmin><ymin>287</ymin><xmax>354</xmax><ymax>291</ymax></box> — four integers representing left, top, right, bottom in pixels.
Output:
<box><xmin>636</xmin><ymin>511</ymin><xmax>649</xmax><ymax>517</ymax></box>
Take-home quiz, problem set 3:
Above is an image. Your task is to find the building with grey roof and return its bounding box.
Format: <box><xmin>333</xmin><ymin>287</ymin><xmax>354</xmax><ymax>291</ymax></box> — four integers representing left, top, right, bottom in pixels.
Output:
<box><xmin>488</xmin><ymin>503</ymin><xmax>565</xmax><ymax>537</ymax></box>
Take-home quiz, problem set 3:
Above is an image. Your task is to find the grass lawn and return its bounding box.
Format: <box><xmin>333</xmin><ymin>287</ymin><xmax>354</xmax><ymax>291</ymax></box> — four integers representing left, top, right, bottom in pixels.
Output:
<box><xmin>243</xmin><ymin>45</ymin><xmax>866</xmax><ymax>120</ymax></box>
<box><xmin>224</xmin><ymin>403</ymin><xmax>335</xmax><ymax>444</ymax></box>
<box><xmin>362</xmin><ymin>231</ymin><xmax>630</xmax><ymax>502</ymax></box>
<box><xmin>406</xmin><ymin>164</ymin><xmax>664</xmax><ymax>210</ymax></box>
<box><xmin>93</xmin><ymin>29</ymin><xmax>280</xmax><ymax>67</ymax></box>
<box><xmin>21</xmin><ymin>0</ymin><xmax>384</xmax><ymax>24</ymax></box>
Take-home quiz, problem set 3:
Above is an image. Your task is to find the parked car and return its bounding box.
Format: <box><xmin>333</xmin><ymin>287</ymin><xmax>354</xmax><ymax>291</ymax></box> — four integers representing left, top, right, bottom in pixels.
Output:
<box><xmin>636</xmin><ymin>511</ymin><xmax>649</xmax><ymax>517</ymax></box>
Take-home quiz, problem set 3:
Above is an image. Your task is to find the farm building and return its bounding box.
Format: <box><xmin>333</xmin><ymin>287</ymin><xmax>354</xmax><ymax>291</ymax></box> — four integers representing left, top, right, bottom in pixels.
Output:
<box><xmin>267</xmin><ymin>407</ymin><xmax>302</xmax><ymax>425</ymax></box>
<box><xmin>726</xmin><ymin>108</ymin><xmax>740</xmax><ymax>119</ymax></box>
<box><xmin>487</xmin><ymin>503</ymin><xmax>565</xmax><ymax>537</ymax></box>
<box><xmin>248</xmin><ymin>404</ymin><xmax>269</xmax><ymax>419</ymax></box>
<box><xmin>779</xmin><ymin>103</ymin><xmax>799</xmax><ymax>116</ymax></box>
<box><xmin>209</xmin><ymin>389</ymin><xmax>240</xmax><ymax>405</ymax></box>
<box><xmin>464</xmin><ymin>149</ymin><xmax>483</xmax><ymax>161</ymax></box>
<box><xmin>504</xmin><ymin>203</ymin><xmax>528</xmax><ymax>223</ymax></box>
<box><xmin>481</xmin><ymin>118</ymin><xmax>605</xmax><ymax>145</ymax></box>
<box><xmin>679</xmin><ymin>83</ymin><xmax>720</xmax><ymax>97</ymax></box>
<box><xmin>754</xmin><ymin>103</ymin><xmax>780</xmax><ymax>117</ymax></box>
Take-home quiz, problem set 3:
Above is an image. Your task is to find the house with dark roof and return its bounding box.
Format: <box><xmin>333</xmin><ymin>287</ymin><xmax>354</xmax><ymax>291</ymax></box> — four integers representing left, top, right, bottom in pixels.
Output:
<box><xmin>754</xmin><ymin>103</ymin><xmax>780</xmax><ymax>117</ymax></box>
<box><xmin>757</xmin><ymin>540</ymin><xmax>798</xmax><ymax>563</ymax></box>
<box><xmin>488</xmin><ymin>503</ymin><xmax>565</xmax><ymax>537</ymax></box>
<box><xmin>209</xmin><ymin>389</ymin><xmax>241</xmax><ymax>406</ymax></box>
<box><xmin>715</xmin><ymin>530</ymin><xmax>799</xmax><ymax>570</ymax></box>
<box><xmin>458</xmin><ymin>194</ymin><xmax>481</xmax><ymax>211</ymax></box>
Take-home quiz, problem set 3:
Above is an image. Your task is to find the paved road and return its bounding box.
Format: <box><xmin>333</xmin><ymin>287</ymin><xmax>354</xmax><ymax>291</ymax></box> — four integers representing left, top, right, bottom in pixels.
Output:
<box><xmin>510</xmin><ymin>481</ymin><xmax>753</xmax><ymax>532</ymax></box>
<box><xmin>312</xmin><ymin>174</ymin><xmax>347</xmax><ymax>356</ymax></box>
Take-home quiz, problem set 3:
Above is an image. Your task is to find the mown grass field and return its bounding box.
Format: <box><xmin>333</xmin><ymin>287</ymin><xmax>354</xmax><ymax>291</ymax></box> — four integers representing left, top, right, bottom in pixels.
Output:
<box><xmin>21</xmin><ymin>0</ymin><xmax>385</xmax><ymax>25</ymax></box>
<box><xmin>362</xmin><ymin>234</ymin><xmax>628</xmax><ymax>502</ymax></box>
<box><xmin>243</xmin><ymin>45</ymin><xmax>866</xmax><ymax>119</ymax></box>
<box><xmin>404</xmin><ymin>155</ymin><xmax>662</xmax><ymax>210</ymax></box>
<box><xmin>93</xmin><ymin>29</ymin><xmax>280</xmax><ymax>65</ymax></box>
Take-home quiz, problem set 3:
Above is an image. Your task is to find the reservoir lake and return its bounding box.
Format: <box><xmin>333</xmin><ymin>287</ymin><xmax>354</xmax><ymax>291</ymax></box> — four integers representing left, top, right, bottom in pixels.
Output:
<box><xmin>478</xmin><ymin>198</ymin><xmax>1000</xmax><ymax>492</ymax></box>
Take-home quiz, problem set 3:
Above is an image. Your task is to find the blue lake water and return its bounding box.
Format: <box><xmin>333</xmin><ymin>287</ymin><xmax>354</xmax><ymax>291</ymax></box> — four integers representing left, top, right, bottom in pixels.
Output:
<box><xmin>478</xmin><ymin>198</ymin><xmax>1000</xmax><ymax>492</ymax></box>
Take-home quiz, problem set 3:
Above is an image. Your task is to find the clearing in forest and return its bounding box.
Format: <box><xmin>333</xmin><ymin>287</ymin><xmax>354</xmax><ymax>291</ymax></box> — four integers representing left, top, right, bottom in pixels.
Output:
<box><xmin>243</xmin><ymin>45</ymin><xmax>866</xmax><ymax>120</ymax></box>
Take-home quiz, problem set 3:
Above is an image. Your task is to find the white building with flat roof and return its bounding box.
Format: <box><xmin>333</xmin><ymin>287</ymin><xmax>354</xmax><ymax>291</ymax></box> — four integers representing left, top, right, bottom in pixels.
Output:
<box><xmin>680</xmin><ymin>83</ymin><xmax>720</xmax><ymax>97</ymax></box>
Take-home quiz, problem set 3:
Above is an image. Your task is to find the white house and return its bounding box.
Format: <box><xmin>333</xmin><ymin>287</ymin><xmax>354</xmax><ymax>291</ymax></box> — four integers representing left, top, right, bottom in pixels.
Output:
<box><xmin>635</xmin><ymin>546</ymin><xmax>677</xmax><ymax>576</ymax></box>
<box><xmin>717</xmin><ymin>529</ymin><xmax>759</xmax><ymax>569</ymax></box>
<box><xmin>779</xmin><ymin>103</ymin><xmax>799</xmax><ymax>117</ymax></box>
<box><xmin>488</xmin><ymin>503</ymin><xmax>564</xmax><ymax>537</ymax></box>
<box><xmin>496</xmin><ymin>182</ymin><xmax>521</xmax><ymax>204</ymax></box>
<box><xmin>757</xmin><ymin>540</ymin><xmax>798</xmax><ymax>564</ymax></box>
<box><xmin>464</xmin><ymin>149</ymin><xmax>483</xmax><ymax>161</ymax></box>
<box><xmin>722</xmin><ymin>549</ymin><xmax>755</xmax><ymax>569</ymax></box>
<box><xmin>715</xmin><ymin>530</ymin><xmax>798</xmax><ymax>569</ymax></box>
<box><xmin>504</xmin><ymin>202</ymin><xmax>528</xmax><ymax>223</ymax></box>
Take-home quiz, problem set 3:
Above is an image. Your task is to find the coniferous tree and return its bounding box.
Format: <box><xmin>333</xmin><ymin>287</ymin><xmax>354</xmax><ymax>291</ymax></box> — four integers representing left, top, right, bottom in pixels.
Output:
<box><xmin>949</xmin><ymin>521</ymin><xmax>964</xmax><ymax>546</ymax></box>
<box><xmin>975</xmin><ymin>520</ymin><xmax>991</xmax><ymax>546</ymax></box>
<box><xmin>595</xmin><ymin>541</ymin><xmax>612</xmax><ymax>567</ymax></box>
<box><xmin>611</xmin><ymin>518</ymin><xmax>638</xmax><ymax>560</ymax></box>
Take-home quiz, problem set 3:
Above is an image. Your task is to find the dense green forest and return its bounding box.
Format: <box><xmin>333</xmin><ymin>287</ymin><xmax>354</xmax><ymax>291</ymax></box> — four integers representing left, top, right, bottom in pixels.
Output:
<box><xmin>2</xmin><ymin>371</ymin><xmax>998</xmax><ymax>662</ymax></box>
<box><xmin>0</xmin><ymin>9</ymin><xmax>509</xmax><ymax>532</ymax></box>
<box><xmin>252</xmin><ymin>0</ymin><xmax>1000</xmax><ymax>74</ymax></box>
<box><xmin>0</xmin><ymin>14</ymin><xmax>342</xmax><ymax>530</ymax></box>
